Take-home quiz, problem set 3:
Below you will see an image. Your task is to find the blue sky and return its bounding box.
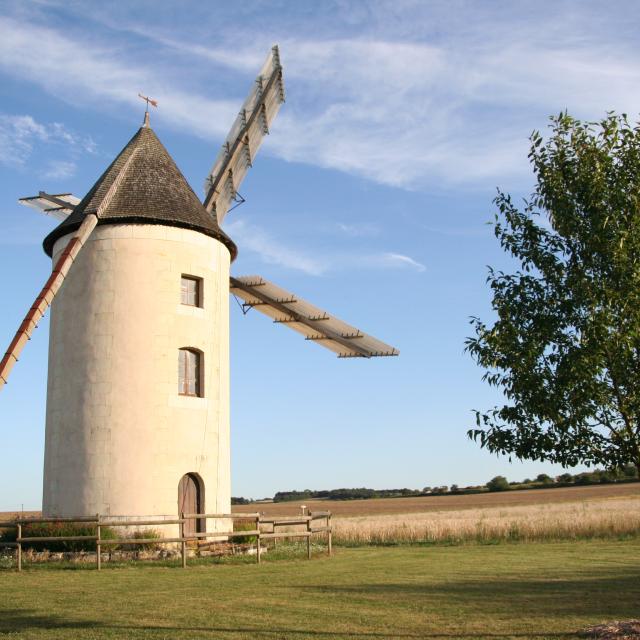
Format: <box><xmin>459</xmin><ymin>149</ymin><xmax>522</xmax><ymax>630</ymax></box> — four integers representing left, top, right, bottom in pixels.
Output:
<box><xmin>1</xmin><ymin>0</ymin><xmax>639</xmax><ymax>510</ymax></box>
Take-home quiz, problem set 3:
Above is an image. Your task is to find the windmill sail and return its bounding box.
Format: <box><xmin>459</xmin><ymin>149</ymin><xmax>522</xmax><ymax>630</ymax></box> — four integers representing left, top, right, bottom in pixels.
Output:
<box><xmin>230</xmin><ymin>276</ymin><xmax>399</xmax><ymax>358</ymax></box>
<box><xmin>19</xmin><ymin>192</ymin><xmax>79</xmax><ymax>220</ymax></box>
<box><xmin>0</xmin><ymin>213</ymin><xmax>97</xmax><ymax>389</ymax></box>
<box><xmin>203</xmin><ymin>45</ymin><xmax>285</xmax><ymax>224</ymax></box>
<box><xmin>1</xmin><ymin>150</ymin><xmax>139</xmax><ymax>390</ymax></box>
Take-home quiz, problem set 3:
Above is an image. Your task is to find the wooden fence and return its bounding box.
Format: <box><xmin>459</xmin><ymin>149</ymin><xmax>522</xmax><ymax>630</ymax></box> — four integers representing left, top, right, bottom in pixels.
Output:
<box><xmin>0</xmin><ymin>511</ymin><xmax>332</xmax><ymax>572</ymax></box>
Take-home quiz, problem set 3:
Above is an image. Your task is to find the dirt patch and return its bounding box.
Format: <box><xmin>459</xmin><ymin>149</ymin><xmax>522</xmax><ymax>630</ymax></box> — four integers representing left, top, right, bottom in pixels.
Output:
<box><xmin>579</xmin><ymin>620</ymin><xmax>640</xmax><ymax>639</ymax></box>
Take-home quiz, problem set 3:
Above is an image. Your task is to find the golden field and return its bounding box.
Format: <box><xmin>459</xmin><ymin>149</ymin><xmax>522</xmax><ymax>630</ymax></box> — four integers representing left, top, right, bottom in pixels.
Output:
<box><xmin>244</xmin><ymin>483</ymin><xmax>640</xmax><ymax>544</ymax></box>
<box><xmin>329</xmin><ymin>495</ymin><xmax>640</xmax><ymax>544</ymax></box>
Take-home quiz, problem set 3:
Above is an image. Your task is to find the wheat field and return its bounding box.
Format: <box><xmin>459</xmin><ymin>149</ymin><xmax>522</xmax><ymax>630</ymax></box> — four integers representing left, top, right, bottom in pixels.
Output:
<box><xmin>330</xmin><ymin>495</ymin><xmax>640</xmax><ymax>544</ymax></box>
<box><xmin>243</xmin><ymin>486</ymin><xmax>640</xmax><ymax>545</ymax></box>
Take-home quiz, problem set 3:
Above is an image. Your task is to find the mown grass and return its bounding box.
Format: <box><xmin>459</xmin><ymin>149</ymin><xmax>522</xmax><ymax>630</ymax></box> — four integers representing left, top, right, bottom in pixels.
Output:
<box><xmin>1</xmin><ymin>539</ymin><xmax>639</xmax><ymax>639</ymax></box>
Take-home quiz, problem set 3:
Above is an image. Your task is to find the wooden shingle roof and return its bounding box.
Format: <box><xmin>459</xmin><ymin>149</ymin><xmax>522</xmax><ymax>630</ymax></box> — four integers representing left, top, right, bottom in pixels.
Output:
<box><xmin>43</xmin><ymin>125</ymin><xmax>237</xmax><ymax>259</ymax></box>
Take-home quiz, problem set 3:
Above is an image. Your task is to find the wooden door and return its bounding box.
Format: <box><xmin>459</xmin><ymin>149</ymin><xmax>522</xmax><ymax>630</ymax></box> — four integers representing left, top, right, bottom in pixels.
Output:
<box><xmin>178</xmin><ymin>473</ymin><xmax>202</xmax><ymax>537</ymax></box>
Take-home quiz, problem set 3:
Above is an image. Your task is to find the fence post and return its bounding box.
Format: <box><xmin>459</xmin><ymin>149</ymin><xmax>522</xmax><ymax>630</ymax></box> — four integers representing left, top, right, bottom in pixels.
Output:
<box><xmin>328</xmin><ymin>513</ymin><xmax>332</xmax><ymax>556</ymax></box>
<box><xmin>181</xmin><ymin>512</ymin><xmax>187</xmax><ymax>569</ymax></box>
<box><xmin>306</xmin><ymin>515</ymin><xmax>311</xmax><ymax>560</ymax></box>
<box><xmin>96</xmin><ymin>514</ymin><xmax>101</xmax><ymax>571</ymax></box>
<box><xmin>17</xmin><ymin>523</ymin><xmax>22</xmax><ymax>572</ymax></box>
<box><xmin>256</xmin><ymin>514</ymin><xmax>261</xmax><ymax>564</ymax></box>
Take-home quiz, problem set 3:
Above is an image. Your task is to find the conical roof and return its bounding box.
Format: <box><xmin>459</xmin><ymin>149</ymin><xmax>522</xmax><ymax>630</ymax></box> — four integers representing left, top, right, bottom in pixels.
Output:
<box><xmin>43</xmin><ymin>125</ymin><xmax>237</xmax><ymax>259</ymax></box>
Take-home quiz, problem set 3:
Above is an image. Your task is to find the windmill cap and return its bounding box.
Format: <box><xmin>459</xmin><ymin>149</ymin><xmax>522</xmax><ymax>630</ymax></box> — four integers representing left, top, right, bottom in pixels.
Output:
<box><xmin>42</xmin><ymin>126</ymin><xmax>237</xmax><ymax>259</ymax></box>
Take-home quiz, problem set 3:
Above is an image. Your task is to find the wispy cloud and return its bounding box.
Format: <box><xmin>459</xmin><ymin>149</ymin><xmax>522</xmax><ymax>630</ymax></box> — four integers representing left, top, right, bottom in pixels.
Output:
<box><xmin>226</xmin><ymin>219</ymin><xmax>326</xmax><ymax>275</ymax></box>
<box><xmin>129</xmin><ymin>20</ymin><xmax>640</xmax><ymax>189</ymax></box>
<box><xmin>337</xmin><ymin>222</ymin><xmax>380</xmax><ymax>237</ymax></box>
<box><xmin>358</xmin><ymin>253</ymin><xmax>426</xmax><ymax>272</ymax></box>
<box><xmin>226</xmin><ymin>218</ymin><xmax>424</xmax><ymax>276</ymax></box>
<box><xmin>0</xmin><ymin>115</ymin><xmax>48</xmax><ymax>166</ymax></box>
<box><xmin>0</xmin><ymin>16</ymin><xmax>238</xmax><ymax>142</ymax></box>
<box><xmin>2</xmin><ymin>5</ymin><xmax>640</xmax><ymax>192</ymax></box>
<box><xmin>43</xmin><ymin>160</ymin><xmax>77</xmax><ymax>179</ymax></box>
<box><xmin>0</xmin><ymin>113</ymin><xmax>94</xmax><ymax>172</ymax></box>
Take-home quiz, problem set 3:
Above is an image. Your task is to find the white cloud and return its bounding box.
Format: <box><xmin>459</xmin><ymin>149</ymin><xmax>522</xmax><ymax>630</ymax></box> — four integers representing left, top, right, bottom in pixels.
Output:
<box><xmin>362</xmin><ymin>253</ymin><xmax>426</xmax><ymax>272</ymax></box>
<box><xmin>0</xmin><ymin>16</ymin><xmax>239</xmax><ymax>142</ymax></box>
<box><xmin>0</xmin><ymin>113</ymin><xmax>95</xmax><ymax>169</ymax></box>
<box><xmin>225</xmin><ymin>218</ymin><xmax>326</xmax><ymax>276</ymax></box>
<box><xmin>48</xmin><ymin>123</ymin><xmax>96</xmax><ymax>154</ymax></box>
<box><xmin>43</xmin><ymin>160</ymin><xmax>77</xmax><ymax>179</ymax></box>
<box><xmin>130</xmin><ymin>25</ymin><xmax>640</xmax><ymax>189</ymax></box>
<box><xmin>267</xmin><ymin>36</ymin><xmax>640</xmax><ymax>190</ymax></box>
<box><xmin>337</xmin><ymin>222</ymin><xmax>380</xmax><ymax>237</ymax></box>
<box><xmin>226</xmin><ymin>218</ymin><xmax>424</xmax><ymax>276</ymax></box>
<box><xmin>2</xmin><ymin>8</ymin><xmax>640</xmax><ymax>192</ymax></box>
<box><xmin>0</xmin><ymin>115</ymin><xmax>48</xmax><ymax>166</ymax></box>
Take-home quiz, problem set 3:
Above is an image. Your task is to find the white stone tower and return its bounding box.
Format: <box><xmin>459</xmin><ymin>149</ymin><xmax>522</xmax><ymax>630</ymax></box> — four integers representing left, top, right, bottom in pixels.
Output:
<box><xmin>40</xmin><ymin>121</ymin><xmax>237</xmax><ymax>529</ymax></box>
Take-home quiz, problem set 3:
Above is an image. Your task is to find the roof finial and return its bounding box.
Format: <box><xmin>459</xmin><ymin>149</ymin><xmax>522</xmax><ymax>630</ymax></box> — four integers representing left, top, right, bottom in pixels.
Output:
<box><xmin>138</xmin><ymin>93</ymin><xmax>158</xmax><ymax>127</ymax></box>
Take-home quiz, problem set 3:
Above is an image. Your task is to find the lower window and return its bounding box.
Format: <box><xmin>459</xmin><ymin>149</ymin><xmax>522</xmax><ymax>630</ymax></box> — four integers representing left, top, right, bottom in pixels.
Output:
<box><xmin>178</xmin><ymin>348</ymin><xmax>203</xmax><ymax>397</ymax></box>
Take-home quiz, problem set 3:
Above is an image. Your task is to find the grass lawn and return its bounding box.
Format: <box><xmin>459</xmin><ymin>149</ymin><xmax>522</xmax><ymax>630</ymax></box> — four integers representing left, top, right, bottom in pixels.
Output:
<box><xmin>1</xmin><ymin>540</ymin><xmax>639</xmax><ymax>639</ymax></box>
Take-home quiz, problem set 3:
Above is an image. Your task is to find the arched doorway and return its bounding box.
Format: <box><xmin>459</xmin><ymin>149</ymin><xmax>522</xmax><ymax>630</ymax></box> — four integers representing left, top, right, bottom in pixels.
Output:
<box><xmin>178</xmin><ymin>473</ymin><xmax>205</xmax><ymax>538</ymax></box>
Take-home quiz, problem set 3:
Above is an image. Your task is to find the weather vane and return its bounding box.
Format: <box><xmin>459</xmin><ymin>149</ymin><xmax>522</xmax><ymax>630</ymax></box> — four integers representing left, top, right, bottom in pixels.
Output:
<box><xmin>138</xmin><ymin>93</ymin><xmax>158</xmax><ymax>112</ymax></box>
<box><xmin>138</xmin><ymin>93</ymin><xmax>158</xmax><ymax>127</ymax></box>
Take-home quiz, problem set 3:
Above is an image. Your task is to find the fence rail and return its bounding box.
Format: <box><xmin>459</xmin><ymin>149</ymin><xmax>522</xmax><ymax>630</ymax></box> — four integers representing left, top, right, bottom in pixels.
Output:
<box><xmin>0</xmin><ymin>511</ymin><xmax>332</xmax><ymax>572</ymax></box>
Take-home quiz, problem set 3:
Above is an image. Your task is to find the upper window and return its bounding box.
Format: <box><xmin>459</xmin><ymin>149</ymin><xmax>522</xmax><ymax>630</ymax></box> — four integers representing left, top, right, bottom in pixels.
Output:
<box><xmin>181</xmin><ymin>275</ymin><xmax>202</xmax><ymax>307</ymax></box>
<box><xmin>178</xmin><ymin>348</ymin><xmax>203</xmax><ymax>397</ymax></box>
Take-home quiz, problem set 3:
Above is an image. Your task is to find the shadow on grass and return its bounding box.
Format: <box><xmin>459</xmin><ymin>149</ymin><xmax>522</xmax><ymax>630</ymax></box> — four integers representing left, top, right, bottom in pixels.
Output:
<box><xmin>0</xmin><ymin>610</ymin><xmax>579</xmax><ymax>638</ymax></box>
<box><xmin>298</xmin><ymin>569</ymin><xmax>640</xmax><ymax>619</ymax></box>
<box><xmin>0</xmin><ymin>610</ymin><xmax>97</xmax><ymax>632</ymax></box>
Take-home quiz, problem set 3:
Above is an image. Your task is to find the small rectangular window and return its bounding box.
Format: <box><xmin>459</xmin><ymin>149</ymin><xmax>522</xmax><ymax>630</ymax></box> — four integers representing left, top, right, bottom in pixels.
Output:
<box><xmin>178</xmin><ymin>348</ymin><xmax>202</xmax><ymax>397</ymax></box>
<box><xmin>181</xmin><ymin>275</ymin><xmax>202</xmax><ymax>307</ymax></box>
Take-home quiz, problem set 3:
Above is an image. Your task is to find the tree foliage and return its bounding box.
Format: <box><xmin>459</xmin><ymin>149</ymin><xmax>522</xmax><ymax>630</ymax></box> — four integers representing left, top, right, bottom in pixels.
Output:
<box><xmin>273</xmin><ymin>487</ymin><xmax>423</xmax><ymax>502</ymax></box>
<box><xmin>486</xmin><ymin>476</ymin><xmax>510</xmax><ymax>492</ymax></box>
<box><xmin>467</xmin><ymin>113</ymin><xmax>640</xmax><ymax>471</ymax></box>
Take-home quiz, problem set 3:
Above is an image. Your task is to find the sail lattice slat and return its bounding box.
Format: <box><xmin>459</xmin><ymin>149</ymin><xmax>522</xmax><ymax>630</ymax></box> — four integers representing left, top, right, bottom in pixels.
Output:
<box><xmin>230</xmin><ymin>276</ymin><xmax>399</xmax><ymax>359</ymax></box>
<box><xmin>203</xmin><ymin>46</ymin><xmax>285</xmax><ymax>224</ymax></box>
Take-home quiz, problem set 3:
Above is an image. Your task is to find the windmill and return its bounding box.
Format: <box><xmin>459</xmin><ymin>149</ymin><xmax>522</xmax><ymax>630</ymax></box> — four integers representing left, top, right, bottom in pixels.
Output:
<box><xmin>0</xmin><ymin>46</ymin><xmax>398</xmax><ymax>527</ymax></box>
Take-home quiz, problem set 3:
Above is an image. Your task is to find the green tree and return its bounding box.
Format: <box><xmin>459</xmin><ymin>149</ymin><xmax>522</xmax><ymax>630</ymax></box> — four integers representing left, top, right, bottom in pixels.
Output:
<box><xmin>432</xmin><ymin>486</ymin><xmax>449</xmax><ymax>495</ymax></box>
<box><xmin>535</xmin><ymin>473</ymin><xmax>554</xmax><ymax>484</ymax></box>
<box><xmin>486</xmin><ymin>476</ymin><xmax>510</xmax><ymax>492</ymax></box>
<box><xmin>467</xmin><ymin>113</ymin><xmax>640</xmax><ymax>472</ymax></box>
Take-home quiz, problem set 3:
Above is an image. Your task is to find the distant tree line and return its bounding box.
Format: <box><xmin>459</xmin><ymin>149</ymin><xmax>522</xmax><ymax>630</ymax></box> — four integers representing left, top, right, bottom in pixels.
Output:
<box><xmin>485</xmin><ymin>465</ymin><xmax>638</xmax><ymax>493</ymax></box>
<box><xmin>273</xmin><ymin>488</ymin><xmax>423</xmax><ymax>502</ymax></box>
<box><xmin>230</xmin><ymin>465</ymin><xmax>638</xmax><ymax>504</ymax></box>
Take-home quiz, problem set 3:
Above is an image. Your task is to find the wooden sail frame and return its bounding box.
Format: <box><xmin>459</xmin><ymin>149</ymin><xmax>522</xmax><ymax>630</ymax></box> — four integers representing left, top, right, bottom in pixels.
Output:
<box><xmin>230</xmin><ymin>276</ymin><xmax>399</xmax><ymax>358</ymax></box>
<box><xmin>203</xmin><ymin>45</ymin><xmax>285</xmax><ymax>224</ymax></box>
<box><xmin>19</xmin><ymin>192</ymin><xmax>80</xmax><ymax>220</ymax></box>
